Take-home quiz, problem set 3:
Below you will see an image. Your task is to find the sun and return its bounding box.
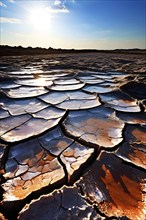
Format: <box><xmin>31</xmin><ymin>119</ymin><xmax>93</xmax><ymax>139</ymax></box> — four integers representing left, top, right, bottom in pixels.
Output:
<box><xmin>29</xmin><ymin>7</ymin><xmax>51</xmax><ymax>31</ymax></box>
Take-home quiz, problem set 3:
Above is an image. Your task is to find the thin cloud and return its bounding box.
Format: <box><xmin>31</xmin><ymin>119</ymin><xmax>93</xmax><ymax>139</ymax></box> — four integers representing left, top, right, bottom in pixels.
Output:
<box><xmin>54</xmin><ymin>0</ymin><xmax>62</xmax><ymax>6</ymax></box>
<box><xmin>0</xmin><ymin>1</ymin><xmax>7</xmax><ymax>7</ymax></box>
<box><xmin>52</xmin><ymin>0</ymin><xmax>70</xmax><ymax>13</ymax></box>
<box><xmin>47</xmin><ymin>6</ymin><xmax>69</xmax><ymax>13</ymax></box>
<box><xmin>0</xmin><ymin>17</ymin><xmax>22</xmax><ymax>24</ymax></box>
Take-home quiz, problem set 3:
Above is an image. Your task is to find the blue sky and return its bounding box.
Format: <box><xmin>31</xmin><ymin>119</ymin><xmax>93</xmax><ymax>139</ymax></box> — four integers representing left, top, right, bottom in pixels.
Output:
<box><xmin>0</xmin><ymin>0</ymin><xmax>146</xmax><ymax>49</ymax></box>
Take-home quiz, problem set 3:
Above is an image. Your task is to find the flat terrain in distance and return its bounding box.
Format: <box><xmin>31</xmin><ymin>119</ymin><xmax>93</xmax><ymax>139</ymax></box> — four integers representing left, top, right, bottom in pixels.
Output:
<box><xmin>0</xmin><ymin>52</ymin><xmax>146</xmax><ymax>220</ymax></box>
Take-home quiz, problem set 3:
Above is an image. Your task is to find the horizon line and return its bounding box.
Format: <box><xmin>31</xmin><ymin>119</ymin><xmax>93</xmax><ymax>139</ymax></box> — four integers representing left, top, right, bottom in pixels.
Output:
<box><xmin>1</xmin><ymin>45</ymin><xmax>146</xmax><ymax>51</ymax></box>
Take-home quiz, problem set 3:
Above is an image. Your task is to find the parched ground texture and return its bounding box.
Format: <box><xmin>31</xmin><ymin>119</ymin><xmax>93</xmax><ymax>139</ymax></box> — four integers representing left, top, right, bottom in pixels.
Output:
<box><xmin>0</xmin><ymin>52</ymin><xmax>146</xmax><ymax>220</ymax></box>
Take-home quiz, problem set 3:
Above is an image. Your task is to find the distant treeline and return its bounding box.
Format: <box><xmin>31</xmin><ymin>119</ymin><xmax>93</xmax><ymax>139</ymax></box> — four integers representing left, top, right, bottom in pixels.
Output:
<box><xmin>0</xmin><ymin>45</ymin><xmax>146</xmax><ymax>56</ymax></box>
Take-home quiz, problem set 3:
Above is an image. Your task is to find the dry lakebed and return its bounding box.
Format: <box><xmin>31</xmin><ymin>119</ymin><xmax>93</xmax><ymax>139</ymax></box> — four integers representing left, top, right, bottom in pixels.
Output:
<box><xmin>0</xmin><ymin>52</ymin><xmax>146</xmax><ymax>220</ymax></box>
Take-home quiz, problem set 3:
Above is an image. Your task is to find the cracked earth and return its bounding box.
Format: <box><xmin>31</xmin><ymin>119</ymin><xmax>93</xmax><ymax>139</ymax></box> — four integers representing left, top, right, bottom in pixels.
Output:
<box><xmin>0</xmin><ymin>52</ymin><xmax>146</xmax><ymax>220</ymax></box>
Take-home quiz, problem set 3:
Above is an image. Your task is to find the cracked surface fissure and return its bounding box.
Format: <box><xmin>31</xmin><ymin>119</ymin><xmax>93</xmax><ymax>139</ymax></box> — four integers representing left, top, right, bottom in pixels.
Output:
<box><xmin>0</xmin><ymin>53</ymin><xmax>146</xmax><ymax>220</ymax></box>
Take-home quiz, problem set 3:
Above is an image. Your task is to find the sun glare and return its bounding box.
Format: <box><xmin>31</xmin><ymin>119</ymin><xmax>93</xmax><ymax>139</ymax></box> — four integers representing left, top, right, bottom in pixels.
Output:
<box><xmin>29</xmin><ymin>7</ymin><xmax>51</xmax><ymax>31</ymax></box>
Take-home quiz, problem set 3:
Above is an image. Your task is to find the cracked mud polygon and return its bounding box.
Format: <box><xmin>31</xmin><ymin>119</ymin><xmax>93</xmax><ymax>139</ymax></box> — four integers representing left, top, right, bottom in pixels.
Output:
<box><xmin>0</xmin><ymin>52</ymin><xmax>146</xmax><ymax>220</ymax></box>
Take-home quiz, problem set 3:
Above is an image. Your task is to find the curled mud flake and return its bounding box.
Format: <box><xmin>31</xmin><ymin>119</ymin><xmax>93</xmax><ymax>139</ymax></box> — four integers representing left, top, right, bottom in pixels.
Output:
<box><xmin>60</xmin><ymin>142</ymin><xmax>94</xmax><ymax>181</ymax></box>
<box><xmin>0</xmin><ymin>81</ymin><xmax>21</xmax><ymax>89</ymax></box>
<box><xmin>77</xmin><ymin>75</ymin><xmax>98</xmax><ymax>80</ymax></box>
<box><xmin>77</xmin><ymin>151</ymin><xmax>146</xmax><ymax>220</ymax></box>
<box><xmin>18</xmin><ymin>186</ymin><xmax>104</xmax><ymax>220</ymax></box>
<box><xmin>39</xmin><ymin>91</ymin><xmax>68</xmax><ymax>105</ymax></box>
<box><xmin>83</xmin><ymin>84</ymin><xmax>114</xmax><ymax>93</ymax></box>
<box><xmin>57</xmin><ymin>98</ymin><xmax>101</xmax><ymax>110</ymax></box>
<box><xmin>93</xmin><ymin>73</ymin><xmax>115</xmax><ymax>80</ymax></box>
<box><xmin>117</xmin><ymin>143</ymin><xmax>146</xmax><ymax>169</ymax></box>
<box><xmin>100</xmin><ymin>90</ymin><xmax>140</xmax><ymax>112</ymax></box>
<box><xmin>32</xmin><ymin>106</ymin><xmax>65</xmax><ymax>120</ymax></box>
<box><xmin>4</xmin><ymin>139</ymin><xmax>43</xmax><ymax>178</ymax></box>
<box><xmin>16</xmin><ymin>78</ymin><xmax>53</xmax><ymax>87</ymax></box>
<box><xmin>39</xmin><ymin>90</ymin><xmax>97</xmax><ymax>105</ymax></box>
<box><xmin>4</xmin><ymin>158</ymin><xmax>19</xmax><ymax>178</ymax></box>
<box><xmin>14</xmin><ymin>165</ymin><xmax>29</xmax><ymax>177</ymax></box>
<box><xmin>1</xmin><ymin>98</ymin><xmax>48</xmax><ymax>116</ymax></box>
<box><xmin>1</xmin><ymin>116</ymin><xmax>63</xmax><ymax>142</ymax></box>
<box><xmin>106</xmin><ymin>104</ymin><xmax>140</xmax><ymax>112</ymax></box>
<box><xmin>116</xmin><ymin>125</ymin><xmax>146</xmax><ymax>169</ymax></box>
<box><xmin>99</xmin><ymin>81</ymin><xmax>119</xmax><ymax>89</ymax></box>
<box><xmin>80</xmin><ymin>78</ymin><xmax>104</xmax><ymax>84</ymax></box>
<box><xmin>63</xmin><ymin>106</ymin><xmax>124</xmax><ymax>148</ymax></box>
<box><xmin>0</xmin><ymin>114</ymin><xmax>31</xmax><ymax>137</ymax></box>
<box><xmin>0</xmin><ymin>108</ymin><xmax>10</xmax><ymax>119</ymax></box>
<box><xmin>2</xmin><ymin>139</ymin><xmax>65</xmax><ymax>201</ymax></box>
<box><xmin>67</xmin><ymin>91</ymin><xmax>97</xmax><ymax>100</ymax></box>
<box><xmin>54</xmin><ymin>78</ymin><xmax>80</xmax><ymax>85</ymax></box>
<box><xmin>39</xmin><ymin>127</ymin><xmax>73</xmax><ymax>156</ymax></box>
<box><xmin>5</xmin><ymin>86</ymin><xmax>48</xmax><ymax>98</ymax></box>
<box><xmin>65</xmin><ymin>90</ymin><xmax>97</xmax><ymax>100</ymax></box>
<box><xmin>49</xmin><ymin>82</ymin><xmax>85</xmax><ymax>91</ymax></box>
